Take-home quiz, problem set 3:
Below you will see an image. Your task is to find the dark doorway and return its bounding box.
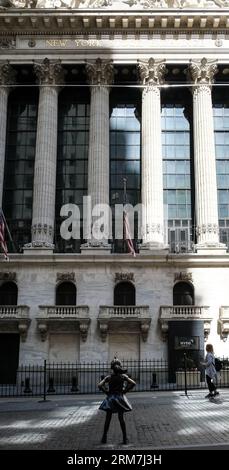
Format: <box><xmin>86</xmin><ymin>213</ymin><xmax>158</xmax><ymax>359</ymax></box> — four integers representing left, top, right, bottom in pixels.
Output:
<box><xmin>0</xmin><ymin>282</ymin><xmax>18</xmax><ymax>305</ymax></box>
<box><xmin>173</xmin><ymin>282</ymin><xmax>194</xmax><ymax>305</ymax></box>
<box><xmin>114</xmin><ymin>282</ymin><xmax>135</xmax><ymax>306</ymax></box>
<box><xmin>56</xmin><ymin>282</ymin><xmax>76</xmax><ymax>306</ymax></box>
<box><xmin>0</xmin><ymin>334</ymin><xmax>20</xmax><ymax>384</ymax></box>
<box><xmin>168</xmin><ymin>321</ymin><xmax>205</xmax><ymax>382</ymax></box>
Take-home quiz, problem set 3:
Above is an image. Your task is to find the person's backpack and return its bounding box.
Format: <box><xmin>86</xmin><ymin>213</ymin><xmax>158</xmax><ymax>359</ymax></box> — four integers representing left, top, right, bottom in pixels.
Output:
<box><xmin>214</xmin><ymin>357</ymin><xmax>222</xmax><ymax>372</ymax></box>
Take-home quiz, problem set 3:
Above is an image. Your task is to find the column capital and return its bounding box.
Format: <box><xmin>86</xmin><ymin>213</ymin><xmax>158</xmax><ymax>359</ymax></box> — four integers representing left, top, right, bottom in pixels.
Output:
<box><xmin>188</xmin><ymin>58</ymin><xmax>218</xmax><ymax>87</ymax></box>
<box><xmin>138</xmin><ymin>58</ymin><xmax>167</xmax><ymax>86</ymax></box>
<box><xmin>85</xmin><ymin>58</ymin><xmax>114</xmax><ymax>87</ymax></box>
<box><xmin>0</xmin><ymin>61</ymin><xmax>16</xmax><ymax>89</ymax></box>
<box><xmin>34</xmin><ymin>58</ymin><xmax>64</xmax><ymax>86</ymax></box>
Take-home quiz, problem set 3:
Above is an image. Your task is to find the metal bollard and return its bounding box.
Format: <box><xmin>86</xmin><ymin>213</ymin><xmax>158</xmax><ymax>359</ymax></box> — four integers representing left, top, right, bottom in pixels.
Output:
<box><xmin>150</xmin><ymin>373</ymin><xmax>159</xmax><ymax>389</ymax></box>
<box><xmin>47</xmin><ymin>377</ymin><xmax>55</xmax><ymax>393</ymax></box>
<box><xmin>71</xmin><ymin>375</ymin><xmax>79</xmax><ymax>392</ymax></box>
<box><xmin>24</xmin><ymin>377</ymin><xmax>32</xmax><ymax>394</ymax></box>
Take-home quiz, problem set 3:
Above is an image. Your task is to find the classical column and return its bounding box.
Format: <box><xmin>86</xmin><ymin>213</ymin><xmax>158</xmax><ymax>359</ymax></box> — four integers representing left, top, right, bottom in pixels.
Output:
<box><xmin>26</xmin><ymin>58</ymin><xmax>64</xmax><ymax>250</ymax></box>
<box><xmin>0</xmin><ymin>61</ymin><xmax>15</xmax><ymax>207</ymax></box>
<box><xmin>82</xmin><ymin>58</ymin><xmax>113</xmax><ymax>252</ymax></box>
<box><xmin>188</xmin><ymin>58</ymin><xmax>225</xmax><ymax>251</ymax></box>
<box><xmin>138</xmin><ymin>58</ymin><xmax>167</xmax><ymax>250</ymax></box>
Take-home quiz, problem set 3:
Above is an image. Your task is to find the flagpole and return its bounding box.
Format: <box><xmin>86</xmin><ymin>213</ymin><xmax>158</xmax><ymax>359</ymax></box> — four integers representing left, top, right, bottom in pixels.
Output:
<box><xmin>123</xmin><ymin>178</ymin><xmax>127</xmax><ymax>253</ymax></box>
<box><xmin>123</xmin><ymin>177</ymin><xmax>127</xmax><ymax>205</ymax></box>
<box><xmin>1</xmin><ymin>209</ymin><xmax>17</xmax><ymax>253</ymax></box>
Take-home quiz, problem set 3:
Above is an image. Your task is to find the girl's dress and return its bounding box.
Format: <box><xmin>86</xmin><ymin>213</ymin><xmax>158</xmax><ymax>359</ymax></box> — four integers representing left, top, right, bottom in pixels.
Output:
<box><xmin>99</xmin><ymin>373</ymin><xmax>132</xmax><ymax>413</ymax></box>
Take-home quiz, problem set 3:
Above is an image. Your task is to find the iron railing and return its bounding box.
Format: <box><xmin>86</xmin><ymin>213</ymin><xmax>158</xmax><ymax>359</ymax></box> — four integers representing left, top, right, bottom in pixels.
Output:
<box><xmin>0</xmin><ymin>358</ymin><xmax>228</xmax><ymax>398</ymax></box>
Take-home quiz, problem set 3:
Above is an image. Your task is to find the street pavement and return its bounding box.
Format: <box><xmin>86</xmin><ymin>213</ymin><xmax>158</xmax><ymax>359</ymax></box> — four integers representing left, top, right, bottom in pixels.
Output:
<box><xmin>0</xmin><ymin>390</ymin><xmax>228</xmax><ymax>450</ymax></box>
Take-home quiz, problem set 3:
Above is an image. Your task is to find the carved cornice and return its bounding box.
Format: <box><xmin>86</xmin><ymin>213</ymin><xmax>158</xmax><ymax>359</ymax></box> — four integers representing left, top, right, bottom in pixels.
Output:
<box><xmin>174</xmin><ymin>272</ymin><xmax>193</xmax><ymax>282</ymax></box>
<box><xmin>56</xmin><ymin>272</ymin><xmax>75</xmax><ymax>281</ymax></box>
<box><xmin>138</xmin><ymin>58</ymin><xmax>167</xmax><ymax>86</ymax></box>
<box><xmin>1</xmin><ymin>12</ymin><xmax>229</xmax><ymax>35</ymax></box>
<box><xmin>0</xmin><ymin>271</ymin><xmax>16</xmax><ymax>281</ymax></box>
<box><xmin>188</xmin><ymin>57</ymin><xmax>218</xmax><ymax>86</ymax></box>
<box><xmin>34</xmin><ymin>57</ymin><xmax>64</xmax><ymax>85</ymax></box>
<box><xmin>115</xmin><ymin>272</ymin><xmax>134</xmax><ymax>283</ymax></box>
<box><xmin>85</xmin><ymin>57</ymin><xmax>114</xmax><ymax>86</ymax></box>
<box><xmin>0</xmin><ymin>60</ymin><xmax>16</xmax><ymax>87</ymax></box>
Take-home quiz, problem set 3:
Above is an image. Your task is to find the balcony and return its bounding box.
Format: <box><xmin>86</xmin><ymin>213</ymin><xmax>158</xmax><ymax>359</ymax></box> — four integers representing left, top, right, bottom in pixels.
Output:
<box><xmin>159</xmin><ymin>305</ymin><xmax>212</xmax><ymax>341</ymax></box>
<box><xmin>218</xmin><ymin>307</ymin><xmax>229</xmax><ymax>341</ymax></box>
<box><xmin>0</xmin><ymin>305</ymin><xmax>30</xmax><ymax>341</ymax></box>
<box><xmin>36</xmin><ymin>306</ymin><xmax>90</xmax><ymax>342</ymax></box>
<box><xmin>98</xmin><ymin>305</ymin><xmax>151</xmax><ymax>342</ymax></box>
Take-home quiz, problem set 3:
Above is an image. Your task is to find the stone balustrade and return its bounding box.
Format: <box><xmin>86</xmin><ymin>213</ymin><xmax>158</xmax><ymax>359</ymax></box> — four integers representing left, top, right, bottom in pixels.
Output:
<box><xmin>37</xmin><ymin>305</ymin><xmax>90</xmax><ymax>341</ymax></box>
<box><xmin>218</xmin><ymin>306</ymin><xmax>229</xmax><ymax>341</ymax></box>
<box><xmin>159</xmin><ymin>305</ymin><xmax>212</xmax><ymax>341</ymax></box>
<box><xmin>98</xmin><ymin>305</ymin><xmax>151</xmax><ymax>342</ymax></box>
<box><xmin>0</xmin><ymin>305</ymin><xmax>30</xmax><ymax>341</ymax></box>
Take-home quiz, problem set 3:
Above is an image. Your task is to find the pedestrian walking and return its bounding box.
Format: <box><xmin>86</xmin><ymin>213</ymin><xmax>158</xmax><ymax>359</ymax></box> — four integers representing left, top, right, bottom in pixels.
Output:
<box><xmin>201</xmin><ymin>343</ymin><xmax>219</xmax><ymax>398</ymax></box>
<box><xmin>98</xmin><ymin>360</ymin><xmax>136</xmax><ymax>444</ymax></box>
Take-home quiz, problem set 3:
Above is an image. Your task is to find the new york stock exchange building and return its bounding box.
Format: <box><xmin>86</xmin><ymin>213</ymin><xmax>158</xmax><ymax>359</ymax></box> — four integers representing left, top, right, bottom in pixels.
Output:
<box><xmin>1</xmin><ymin>0</ymin><xmax>229</xmax><ymax>390</ymax></box>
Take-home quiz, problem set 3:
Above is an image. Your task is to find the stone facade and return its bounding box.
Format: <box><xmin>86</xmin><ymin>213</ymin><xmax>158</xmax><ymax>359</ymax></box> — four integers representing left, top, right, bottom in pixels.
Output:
<box><xmin>0</xmin><ymin>3</ymin><xmax>229</xmax><ymax>370</ymax></box>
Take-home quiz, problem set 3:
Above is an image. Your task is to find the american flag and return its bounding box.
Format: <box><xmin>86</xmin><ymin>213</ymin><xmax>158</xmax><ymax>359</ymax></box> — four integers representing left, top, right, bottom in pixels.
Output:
<box><xmin>0</xmin><ymin>210</ymin><xmax>9</xmax><ymax>260</ymax></box>
<box><xmin>123</xmin><ymin>210</ymin><xmax>136</xmax><ymax>257</ymax></box>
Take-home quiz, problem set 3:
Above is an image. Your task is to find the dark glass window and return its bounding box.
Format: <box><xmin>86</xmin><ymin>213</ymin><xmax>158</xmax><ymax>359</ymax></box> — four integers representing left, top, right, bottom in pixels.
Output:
<box><xmin>114</xmin><ymin>282</ymin><xmax>135</xmax><ymax>306</ymax></box>
<box><xmin>55</xmin><ymin>90</ymin><xmax>90</xmax><ymax>253</ymax></box>
<box><xmin>0</xmin><ymin>282</ymin><xmax>18</xmax><ymax>305</ymax></box>
<box><xmin>213</xmin><ymin>90</ymin><xmax>229</xmax><ymax>248</ymax></box>
<box><xmin>3</xmin><ymin>90</ymin><xmax>38</xmax><ymax>251</ymax></box>
<box><xmin>162</xmin><ymin>94</ymin><xmax>193</xmax><ymax>253</ymax></box>
<box><xmin>110</xmin><ymin>95</ymin><xmax>141</xmax><ymax>253</ymax></box>
<box><xmin>56</xmin><ymin>282</ymin><xmax>76</xmax><ymax>306</ymax></box>
<box><xmin>173</xmin><ymin>282</ymin><xmax>194</xmax><ymax>306</ymax></box>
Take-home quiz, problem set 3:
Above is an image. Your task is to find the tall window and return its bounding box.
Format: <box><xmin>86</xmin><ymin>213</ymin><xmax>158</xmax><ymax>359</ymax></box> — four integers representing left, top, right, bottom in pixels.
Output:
<box><xmin>114</xmin><ymin>282</ymin><xmax>136</xmax><ymax>306</ymax></box>
<box><xmin>173</xmin><ymin>282</ymin><xmax>194</xmax><ymax>306</ymax></box>
<box><xmin>110</xmin><ymin>94</ymin><xmax>141</xmax><ymax>252</ymax></box>
<box><xmin>56</xmin><ymin>90</ymin><xmax>89</xmax><ymax>252</ymax></box>
<box><xmin>162</xmin><ymin>92</ymin><xmax>193</xmax><ymax>252</ymax></box>
<box><xmin>213</xmin><ymin>89</ymin><xmax>229</xmax><ymax>249</ymax></box>
<box><xmin>56</xmin><ymin>282</ymin><xmax>76</xmax><ymax>306</ymax></box>
<box><xmin>3</xmin><ymin>90</ymin><xmax>38</xmax><ymax>251</ymax></box>
<box><xmin>0</xmin><ymin>282</ymin><xmax>18</xmax><ymax>305</ymax></box>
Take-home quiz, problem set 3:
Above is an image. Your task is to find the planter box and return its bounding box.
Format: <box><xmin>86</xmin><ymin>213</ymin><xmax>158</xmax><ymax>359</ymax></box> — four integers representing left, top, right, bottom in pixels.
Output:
<box><xmin>176</xmin><ymin>371</ymin><xmax>201</xmax><ymax>387</ymax></box>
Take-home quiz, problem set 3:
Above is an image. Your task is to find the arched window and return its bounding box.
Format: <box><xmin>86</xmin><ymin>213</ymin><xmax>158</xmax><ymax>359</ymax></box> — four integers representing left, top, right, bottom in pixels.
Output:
<box><xmin>0</xmin><ymin>282</ymin><xmax>18</xmax><ymax>305</ymax></box>
<box><xmin>56</xmin><ymin>282</ymin><xmax>76</xmax><ymax>306</ymax></box>
<box><xmin>114</xmin><ymin>282</ymin><xmax>135</xmax><ymax>306</ymax></box>
<box><xmin>173</xmin><ymin>282</ymin><xmax>194</xmax><ymax>306</ymax></box>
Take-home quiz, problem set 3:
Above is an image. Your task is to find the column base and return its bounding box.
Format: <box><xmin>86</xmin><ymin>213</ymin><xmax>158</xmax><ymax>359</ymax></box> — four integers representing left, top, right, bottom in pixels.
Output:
<box><xmin>195</xmin><ymin>242</ymin><xmax>227</xmax><ymax>255</ymax></box>
<box><xmin>23</xmin><ymin>241</ymin><xmax>54</xmax><ymax>255</ymax></box>
<box><xmin>140</xmin><ymin>242</ymin><xmax>169</xmax><ymax>254</ymax></box>
<box><xmin>80</xmin><ymin>242</ymin><xmax>111</xmax><ymax>255</ymax></box>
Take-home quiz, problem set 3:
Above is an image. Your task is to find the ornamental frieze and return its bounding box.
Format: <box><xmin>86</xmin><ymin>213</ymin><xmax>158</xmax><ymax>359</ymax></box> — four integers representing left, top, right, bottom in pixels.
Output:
<box><xmin>1</xmin><ymin>0</ymin><xmax>229</xmax><ymax>9</ymax></box>
<box><xmin>174</xmin><ymin>271</ymin><xmax>193</xmax><ymax>282</ymax></box>
<box><xmin>115</xmin><ymin>272</ymin><xmax>134</xmax><ymax>282</ymax></box>
<box><xmin>0</xmin><ymin>38</ymin><xmax>16</xmax><ymax>49</ymax></box>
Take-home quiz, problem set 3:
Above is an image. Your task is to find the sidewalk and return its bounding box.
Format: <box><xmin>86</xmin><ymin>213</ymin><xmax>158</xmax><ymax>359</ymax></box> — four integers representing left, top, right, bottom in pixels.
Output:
<box><xmin>0</xmin><ymin>390</ymin><xmax>228</xmax><ymax>450</ymax></box>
